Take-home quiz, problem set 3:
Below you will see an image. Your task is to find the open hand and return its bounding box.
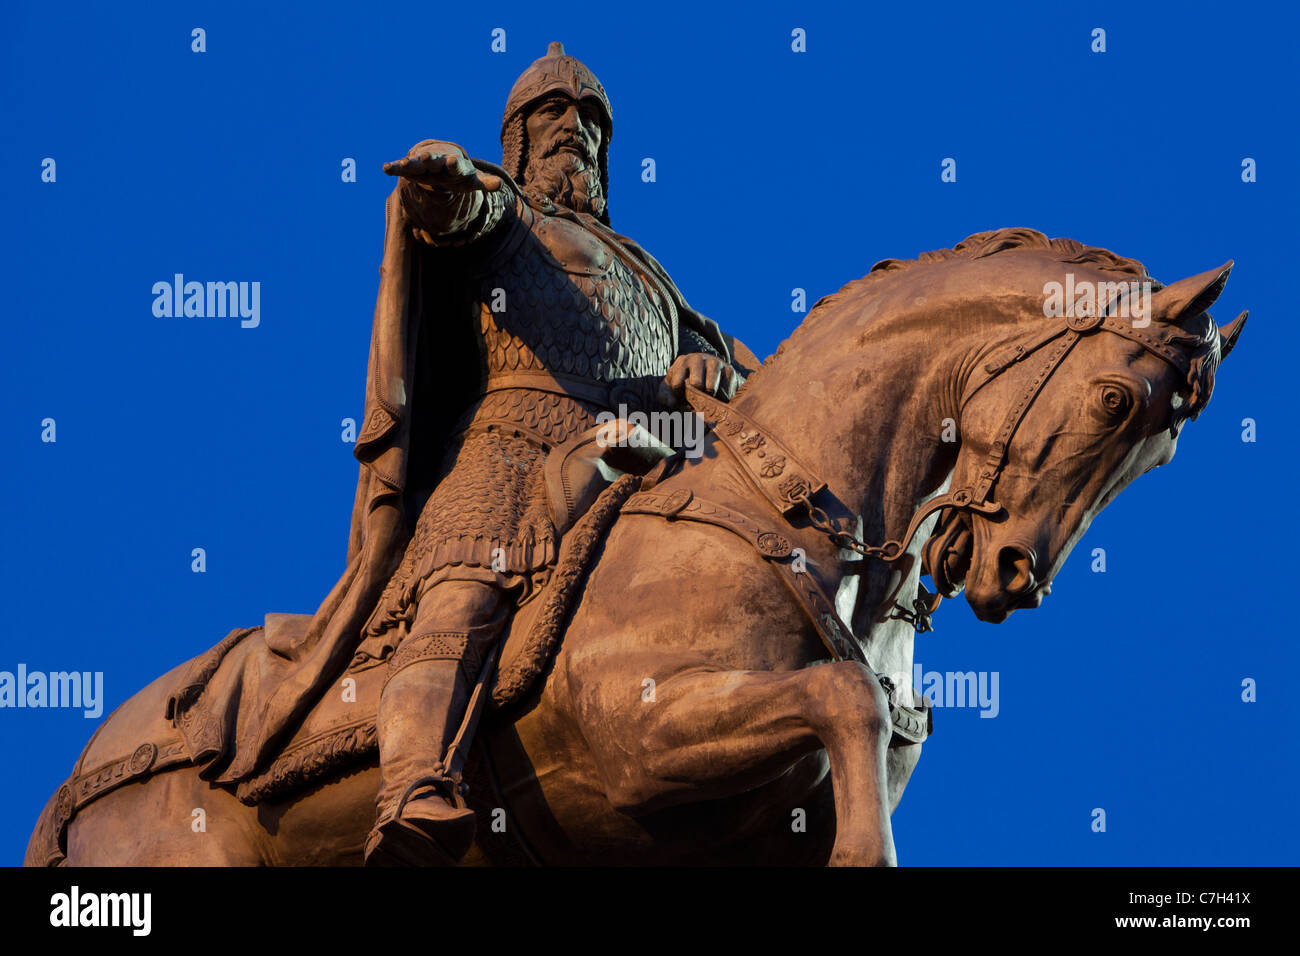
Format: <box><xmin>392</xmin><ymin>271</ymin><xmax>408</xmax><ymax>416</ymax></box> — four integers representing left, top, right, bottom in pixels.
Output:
<box><xmin>383</xmin><ymin>143</ymin><xmax>501</xmax><ymax>194</ymax></box>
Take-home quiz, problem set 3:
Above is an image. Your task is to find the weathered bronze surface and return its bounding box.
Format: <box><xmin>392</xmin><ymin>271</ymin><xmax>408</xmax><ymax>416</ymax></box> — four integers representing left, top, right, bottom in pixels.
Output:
<box><xmin>27</xmin><ymin>42</ymin><xmax>1245</xmax><ymax>867</ymax></box>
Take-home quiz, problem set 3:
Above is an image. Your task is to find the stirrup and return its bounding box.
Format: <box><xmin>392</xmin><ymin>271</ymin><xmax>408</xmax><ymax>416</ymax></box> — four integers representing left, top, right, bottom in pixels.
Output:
<box><xmin>394</xmin><ymin>774</ymin><xmax>468</xmax><ymax>816</ymax></box>
<box><xmin>365</xmin><ymin>775</ymin><xmax>476</xmax><ymax>867</ymax></box>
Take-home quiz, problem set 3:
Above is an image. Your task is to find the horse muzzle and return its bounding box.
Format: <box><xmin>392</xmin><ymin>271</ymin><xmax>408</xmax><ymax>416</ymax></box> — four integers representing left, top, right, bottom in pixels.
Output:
<box><xmin>964</xmin><ymin>535</ymin><xmax>1052</xmax><ymax>623</ymax></box>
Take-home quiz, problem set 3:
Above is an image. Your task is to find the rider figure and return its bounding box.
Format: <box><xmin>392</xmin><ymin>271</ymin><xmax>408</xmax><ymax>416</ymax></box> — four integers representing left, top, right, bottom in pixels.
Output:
<box><xmin>358</xmin><ymin>41</ymin><xmax>744</xmax><ymax>865</ymax></box>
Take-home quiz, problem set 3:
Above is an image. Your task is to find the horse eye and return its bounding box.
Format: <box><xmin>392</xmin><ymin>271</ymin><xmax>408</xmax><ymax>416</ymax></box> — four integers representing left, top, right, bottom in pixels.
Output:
<box><xmin>1097</xmin><ymin>384</ymin><xmax>1131</xmax><ymax>420</ymax></box>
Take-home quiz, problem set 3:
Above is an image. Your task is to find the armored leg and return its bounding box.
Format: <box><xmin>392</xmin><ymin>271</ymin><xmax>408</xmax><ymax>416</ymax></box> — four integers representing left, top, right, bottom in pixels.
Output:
<box><xmin>364</xmin><ymin>579</ymin><xmax>507</xmax><ymax>866</ymax></box>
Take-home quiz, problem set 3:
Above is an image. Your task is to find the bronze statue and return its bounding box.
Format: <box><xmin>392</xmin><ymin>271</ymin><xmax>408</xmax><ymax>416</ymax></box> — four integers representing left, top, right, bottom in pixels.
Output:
<box><xmin>345</xmin><ymin>41</ymin><xmax>747</xmax><ymax>865</ymax></box>
<box><xmin>26</xmin><ymin>43</ymin><xmax>1246</xmax><ymax>867</ymax></box>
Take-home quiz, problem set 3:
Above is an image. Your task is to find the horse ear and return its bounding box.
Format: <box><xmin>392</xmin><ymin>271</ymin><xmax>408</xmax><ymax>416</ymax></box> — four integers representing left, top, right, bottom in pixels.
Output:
<box><xmin>1152</xmin><ymin>261</ymin><xmax>1233</xmax><ymax>322</ymax></box>
<box><xmin>1218</xmin><ymin>310</ymin><xmax>1248</xmax><ymax>359</ymax></box>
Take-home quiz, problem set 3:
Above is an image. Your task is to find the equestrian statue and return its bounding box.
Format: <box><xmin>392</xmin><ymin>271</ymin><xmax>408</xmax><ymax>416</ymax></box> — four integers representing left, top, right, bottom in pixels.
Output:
<box><xmin>26</xmin><ymin>42</ymin><xmax>1247</xmax><ymax>867</ymax></box>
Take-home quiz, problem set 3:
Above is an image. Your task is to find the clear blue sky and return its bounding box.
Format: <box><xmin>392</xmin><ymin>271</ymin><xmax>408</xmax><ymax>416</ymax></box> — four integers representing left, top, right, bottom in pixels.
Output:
<box><xmin>2</xmin><ymin>0</ymin><xmax>1293</xmax><ymax>864</ymax></box>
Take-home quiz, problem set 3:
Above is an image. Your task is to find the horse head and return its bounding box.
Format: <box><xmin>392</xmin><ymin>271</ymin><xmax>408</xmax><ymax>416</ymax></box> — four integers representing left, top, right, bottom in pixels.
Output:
<box><xmin>925</xmin><ymin>255</ymin><xmax>1248</xmax><ymax>623</ymax></box>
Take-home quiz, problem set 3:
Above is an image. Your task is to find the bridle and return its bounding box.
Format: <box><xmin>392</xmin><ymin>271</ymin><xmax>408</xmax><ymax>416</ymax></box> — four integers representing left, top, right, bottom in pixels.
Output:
<box><xmin>792</xmin><ymin>303</ymin><xmax>1204</xmax><ymax>576</ymax></box>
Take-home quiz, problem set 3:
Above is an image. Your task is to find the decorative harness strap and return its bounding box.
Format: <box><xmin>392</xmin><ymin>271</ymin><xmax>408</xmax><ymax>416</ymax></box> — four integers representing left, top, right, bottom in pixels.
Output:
<box><xmin>43</xmin><ymin>738</ymin><xmax>191</xmax><ymax>858</ymax></box>
<box><xmin>680</xmin><ymin>385</ymin><xmax>828</xmax><ymax>517</ymax></box>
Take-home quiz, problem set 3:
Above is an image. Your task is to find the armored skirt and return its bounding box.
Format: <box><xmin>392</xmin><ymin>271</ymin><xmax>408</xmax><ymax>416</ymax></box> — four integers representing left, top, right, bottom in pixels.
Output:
<box><xmin>353</xmin><ymin>387</ymin><xmax>603</xmax><ymax>666</ymax></box>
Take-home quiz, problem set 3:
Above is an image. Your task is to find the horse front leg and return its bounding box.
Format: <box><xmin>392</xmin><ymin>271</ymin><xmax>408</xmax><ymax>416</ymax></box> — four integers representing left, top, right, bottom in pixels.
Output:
<box><xmin>886</xmin><ymin>741</ymin><xmax>924</xmax><ymax>814</ymax></box>
<box><xmin>569</xmin><ymin>654</ymin><xmax>896</xmax><ymax>866</ymax></box>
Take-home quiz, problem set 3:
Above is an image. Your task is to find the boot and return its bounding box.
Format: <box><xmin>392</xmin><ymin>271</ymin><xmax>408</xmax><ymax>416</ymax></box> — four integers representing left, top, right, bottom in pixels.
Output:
<box><xmin>364</xmin><ymin>654</ymin><xmax>478</xmax><ymax>866</ymax></box>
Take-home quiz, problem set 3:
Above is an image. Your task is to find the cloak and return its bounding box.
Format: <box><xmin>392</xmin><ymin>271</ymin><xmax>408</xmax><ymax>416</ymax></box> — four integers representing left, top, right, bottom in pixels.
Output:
<box><xmin>173</xmin><ymin>160</ymin><xmax>755</xmax><ymax>784</ymax></box>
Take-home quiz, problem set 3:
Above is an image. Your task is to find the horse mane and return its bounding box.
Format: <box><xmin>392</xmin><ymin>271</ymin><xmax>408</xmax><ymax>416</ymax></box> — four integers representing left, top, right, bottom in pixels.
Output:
<box><xmin>737</xmin><ymin>227</ymin><xmax>1223</xmax><ymax>416</ymax></box>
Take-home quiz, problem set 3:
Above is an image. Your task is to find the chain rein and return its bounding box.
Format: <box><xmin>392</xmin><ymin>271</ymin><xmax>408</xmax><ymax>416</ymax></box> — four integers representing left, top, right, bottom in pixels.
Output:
<box><xmin>793</xmin><ymin>485</ymin><xmax>997</xmax><ymax>568</ymax></box>
<box><xmin>799</xmin><ymin>494</ymin><xmax>900</xmax><ymax>562</ymax></box>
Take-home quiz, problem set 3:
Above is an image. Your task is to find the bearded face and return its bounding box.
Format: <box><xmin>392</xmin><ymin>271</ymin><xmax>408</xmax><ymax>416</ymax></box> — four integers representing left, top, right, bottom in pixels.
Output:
<box><xmin>522</xmin><ymin>93</ymin><xmax>606</xmax><ymax>218</ymax></box>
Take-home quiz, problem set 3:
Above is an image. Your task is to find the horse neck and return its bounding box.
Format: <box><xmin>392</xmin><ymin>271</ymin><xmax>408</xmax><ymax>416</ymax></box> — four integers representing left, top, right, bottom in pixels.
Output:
<box><xmin>730</xmin><ymin>286</ymin><xmax>1008</xmax><ymax>634</ymax></box>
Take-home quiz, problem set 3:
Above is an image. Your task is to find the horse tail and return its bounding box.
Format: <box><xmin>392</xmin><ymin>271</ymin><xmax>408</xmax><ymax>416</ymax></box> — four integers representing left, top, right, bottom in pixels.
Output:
<box><xmin>25</xmin><ymin>785</ymin><xmax>68</xmax><ymax>867</ymax></box>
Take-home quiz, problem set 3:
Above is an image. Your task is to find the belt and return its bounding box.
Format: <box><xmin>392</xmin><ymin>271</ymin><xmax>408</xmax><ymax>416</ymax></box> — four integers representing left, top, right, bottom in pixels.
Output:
<box><xmin>482</xmin><ymin>370</ymin><xmax>658</xmax><ymax>412</ymax></box>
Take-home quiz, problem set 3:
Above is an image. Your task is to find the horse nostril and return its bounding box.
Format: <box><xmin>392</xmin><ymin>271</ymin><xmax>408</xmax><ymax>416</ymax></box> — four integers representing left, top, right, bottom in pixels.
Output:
<box><xmin>997</xmin><ymin>546</ymin><xmax>1036</xmax><ymax>595</ymax></box>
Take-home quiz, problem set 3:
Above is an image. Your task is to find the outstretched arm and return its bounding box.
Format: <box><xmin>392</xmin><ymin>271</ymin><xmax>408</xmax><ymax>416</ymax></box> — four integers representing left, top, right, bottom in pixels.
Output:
<box><xmin>383</xmin><ymin>141</ymin><xmax>513</xmax><ymax>246</ymax></box>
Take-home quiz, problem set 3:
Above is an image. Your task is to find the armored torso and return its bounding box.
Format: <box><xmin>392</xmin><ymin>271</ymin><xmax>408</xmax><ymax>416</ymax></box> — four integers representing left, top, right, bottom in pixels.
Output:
<box><xmin>449</xmin><ymin>194</ymin><xmax>684</xmax><ymax>463</ymax></box>
<box><xmin>474</xmin><ymin>199</ymin><xmax>677</xmax><ymax>385</ymax></box>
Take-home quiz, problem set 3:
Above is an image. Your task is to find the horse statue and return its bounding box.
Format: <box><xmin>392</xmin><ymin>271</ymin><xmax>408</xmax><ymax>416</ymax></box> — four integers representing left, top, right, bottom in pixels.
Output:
<box><xmin>27</xmin><ymin>228</ymin><xmax>1246</xmax><ymax>866</ymax></box>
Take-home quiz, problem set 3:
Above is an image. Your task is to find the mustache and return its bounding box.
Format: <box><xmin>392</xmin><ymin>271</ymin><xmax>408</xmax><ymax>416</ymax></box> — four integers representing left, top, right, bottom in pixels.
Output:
<box><xmin>539</xmin><ymin>135</ymin><xmax>594</xmax><ymax>161</ymax></box>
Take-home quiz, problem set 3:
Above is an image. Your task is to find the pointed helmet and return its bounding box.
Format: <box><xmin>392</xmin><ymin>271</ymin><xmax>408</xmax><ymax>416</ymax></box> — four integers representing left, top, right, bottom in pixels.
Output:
<box><xmin>500</xmin><ymin>41</ymin><xmax>613</xmax><ymax>223</ymax></box>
